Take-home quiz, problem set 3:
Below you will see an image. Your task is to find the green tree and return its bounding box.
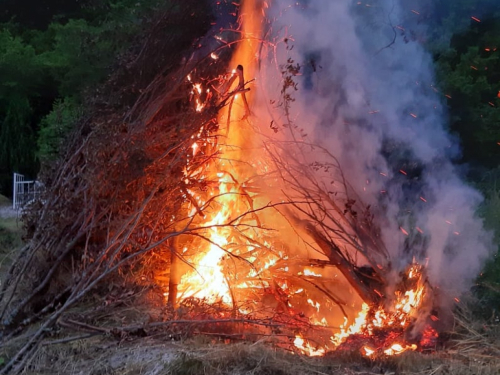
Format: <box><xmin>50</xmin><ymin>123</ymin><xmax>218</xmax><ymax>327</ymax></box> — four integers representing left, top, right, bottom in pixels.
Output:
<box><xmin>435</xmin><ymin>17</ymin><xmax>500</xmax><ymax>167</ymax></box>
<box><xmin>40</xmin><ymin>19</ymin><xmax>117</xmax><ymax>97</ymax></box>
<box><xmin>0</xmin><ymin>0</ymin><xmax>86</xmax><ymax>30</ymax></box>
<box><xmin>424</xmin><ymin>0</ymin><xmax>500</xmax><ymax>50</ymax></box>
<box><xmin>0</xmin><ymin>30</ymin><xmax>44</xmax><ymax>192</ymax></box>
<box><xmin>475</xmin><ymin>176</ymin><xmax>500</xmax><ymax>317</ymax></box>
<box><xmin>0</xmin><ymin>0</ymin><xmax>171</xmax><ymax>194</ymax></box>
<box><xmin>37</xmin><ymin>97</ymin><xmax>81</xmax><ymax>161</ymax></box>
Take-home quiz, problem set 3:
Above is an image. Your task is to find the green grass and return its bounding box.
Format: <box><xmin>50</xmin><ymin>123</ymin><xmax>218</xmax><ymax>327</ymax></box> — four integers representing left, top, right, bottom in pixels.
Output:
<box><xmin>0</xmin><ymin>216</ymin><xmax>20</xmax><ymax>232</ymax></box>
<box><xmin>0</xmin><ymin>194</ymin><xmax>21</xmax><ymax>239</ymax></box>
<box><xmin>0</xmin><ymin>194</ymin><xmax>23</xmax><ymax>273</ymax></box>
<box><xmin>0</xmin><ymin>194</ymin><xmax>11</xmax><ymax>207</ymax></box>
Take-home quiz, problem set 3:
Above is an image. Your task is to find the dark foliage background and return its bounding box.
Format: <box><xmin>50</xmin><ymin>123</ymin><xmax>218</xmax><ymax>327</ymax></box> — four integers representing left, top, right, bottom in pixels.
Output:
<box><xmin>0</xmin><ymin>0</ymin><xmax>215</xmax><ymax>195</ymax></box>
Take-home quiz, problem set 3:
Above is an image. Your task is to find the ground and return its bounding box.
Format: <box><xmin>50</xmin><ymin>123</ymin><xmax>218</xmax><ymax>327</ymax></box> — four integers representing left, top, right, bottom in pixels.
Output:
<box><xmin>18</xmin><ymin>334</ymin><xmax>500</xmax><ymax>375</ymax></box>
<box><xmin>0</xmin><ymin>194</ymin><xmax>16</xmax><ymax>219</ymax></box>
<box><xmin>0</xmin><ymin>195</ymin><xmax>22</xmax><ymax>280</ymax></box>
<box><xmin>1</xmin><ymin>195</ymin><xmax>499</xmax><ymax>374</ymax></box>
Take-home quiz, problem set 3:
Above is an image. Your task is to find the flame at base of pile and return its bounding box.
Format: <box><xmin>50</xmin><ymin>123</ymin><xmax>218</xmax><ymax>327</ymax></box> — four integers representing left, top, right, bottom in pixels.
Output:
<box><xmin>165</xmin><ymin>173</ymin><xmax>439</xmax><ymax>357</ymax></box>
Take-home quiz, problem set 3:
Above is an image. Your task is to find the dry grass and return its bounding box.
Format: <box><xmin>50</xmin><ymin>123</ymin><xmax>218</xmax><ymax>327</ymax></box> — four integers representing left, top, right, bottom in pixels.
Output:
<box><xmin>7</xmin><ymin>328</ymin><xmax>498</xmax><ymax>375</ymax></box>
<box><xmin>0</xmin><ymin>219</ymin><xmax>22</xmax><ymax>258</ymax></box>
<box><xmin>164</xmin><ymin>339</ymin><xmax>500</xmax><ymax>375</ymax></box>
<box><xmin>22</xmin><ymin>337</ymin><xmax>176</xmax><ymax>375</ymax></box>
<box><xmin>0</xmin><ymin>197</ymin><xmax>23</xmax><ymax>284</ymax></box>
<box><xmin>2</xmin><ymin>286</ymin><xmax>498</xmax><ymax>374</ymax></box>
<box><xmin>0</xmin><ymin>195</ymin><xmax>22</xmax><ymax>238</ymax></box>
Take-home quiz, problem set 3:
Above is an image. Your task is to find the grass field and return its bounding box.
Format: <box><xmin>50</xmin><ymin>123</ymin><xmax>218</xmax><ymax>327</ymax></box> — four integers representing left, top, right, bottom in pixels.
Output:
<box><xmin>14</xmin><ymin>334</ymin><xmax>500</xmax><ymax>375</ymax></box>
<box><xmin>0</xmin><ymin>215</ymin><xmax>20</xmax><ymax>233</ymax></box>
<box><xmin>0</xmin><ymin>194</ymin><xmax>23</xmax><ymax>275</ymax></box>
<box><xmin>0</xmin><ymin>195</ymin><xmax>9</xmax><ymax>205</ymax></box>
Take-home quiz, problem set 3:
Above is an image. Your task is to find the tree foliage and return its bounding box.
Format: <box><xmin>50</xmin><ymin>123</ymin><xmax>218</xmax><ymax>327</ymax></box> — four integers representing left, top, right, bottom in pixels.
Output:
<box><xmin>429</xmin><ymin>5</ymin><xmax>500</xmax><ymax>315</ymax></box>
<box><xmin>435</xmin><ymin>17</ymin><xmax>500</xmax><ymax>168</ymax></box>
<box><xmin>37</xmin><ymin>97</ymin><xmax>81</xmax><ymax>161</ymax></box>
<box><xmin>0</xmin><ymin>30</ymin><xmax>43</xmax><ymax>191</ymax></box>
<box><xmin>0</xmin><ymin>0</ymin><xmax>173</xmax><ymax>195</ymax></box>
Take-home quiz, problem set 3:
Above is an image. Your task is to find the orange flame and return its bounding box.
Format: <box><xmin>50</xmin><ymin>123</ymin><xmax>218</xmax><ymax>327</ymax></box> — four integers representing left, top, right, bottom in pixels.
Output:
<box><xmin>168</xmin><ymin>0</ymin><xmax>435</xmax><ymax>358</ymax></box>
<box><xmin>294</xmin><ymin>335</ymin><xmax>326</xmax><ymax>357</ymax></box>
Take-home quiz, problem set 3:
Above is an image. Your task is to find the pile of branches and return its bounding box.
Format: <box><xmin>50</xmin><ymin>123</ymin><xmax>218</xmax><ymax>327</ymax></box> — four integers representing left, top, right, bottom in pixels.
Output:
<box><xmin>0</xmin><ymin>2</ymin><xmax>441</xmax><ymax>372</ymax></box>
<box><xmin>0</xmin><ymin>1</ymin><xmax>242</xmax><ymax>372</ymax></box>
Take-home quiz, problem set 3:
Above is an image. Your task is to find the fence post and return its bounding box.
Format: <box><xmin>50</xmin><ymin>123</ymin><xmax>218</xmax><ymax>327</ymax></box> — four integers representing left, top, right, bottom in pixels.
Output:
<box><xmin>12</xmin><ymin>173</ymin><xmax>17</xmax><ymax>210</ymax></box>
<box><xmin>12</xmin><ymin>173</ymin><xmax>25</xmax><ymax>210</ymax></box>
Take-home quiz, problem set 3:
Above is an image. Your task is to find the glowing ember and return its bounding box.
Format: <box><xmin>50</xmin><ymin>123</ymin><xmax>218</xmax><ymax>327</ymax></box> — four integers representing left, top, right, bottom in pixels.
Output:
<box><xmin>325</xmin><ymin>263</ymin><xmax>431</xmax><ymax>356</ymax></box>
<box><xmin>384</xmin><ymin>343</ymin><xmax>417</xmax><ymax>356</ymax></box>
<box><xmin>303</xmin><ymin>268</ymin><xmax>322</xmax><ymax>277</ymax></box>
<box><xmin>364</xmin><ymin>346</ymin><xmax>375</xmax><ymax>356</ymax></box>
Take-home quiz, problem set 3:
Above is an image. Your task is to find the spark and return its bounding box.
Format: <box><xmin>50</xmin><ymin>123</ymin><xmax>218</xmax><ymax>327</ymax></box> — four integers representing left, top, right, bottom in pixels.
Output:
<box><xmin>400</xmin><ymin>227</ymin><xmax>409</xmax><ymax>236</ymax></box>
<box><xmin>471</xmin><ymin>16</ymin><xmax>481</xmax><ymax>22</ymax></box>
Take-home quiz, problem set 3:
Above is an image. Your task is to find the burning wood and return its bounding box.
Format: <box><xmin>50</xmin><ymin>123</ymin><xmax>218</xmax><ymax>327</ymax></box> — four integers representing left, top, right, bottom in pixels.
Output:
<box><xmin>163</xmin><ymin>0</ymin><xmax>440</xmax><ymax>358</ymax></box>
<box><xmin>0</xmin><ymin>1</ymin><xmax>450</xmax><ymax>373</ymax></box>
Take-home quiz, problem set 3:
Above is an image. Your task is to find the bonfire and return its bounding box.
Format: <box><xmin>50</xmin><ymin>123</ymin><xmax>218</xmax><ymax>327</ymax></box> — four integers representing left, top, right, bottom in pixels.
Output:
<box><xmin>163</xmin><ymin>0</ymin><xmax>440</xmax><ymax>357</ymax></box>
<box><xmin>1</xmin><ymin>1</ymin><xmax>491</xmax><ymax>374</ymax></box>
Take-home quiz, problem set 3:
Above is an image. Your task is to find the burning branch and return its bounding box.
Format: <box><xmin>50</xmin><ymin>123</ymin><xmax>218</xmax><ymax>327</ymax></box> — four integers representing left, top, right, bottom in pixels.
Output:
<box><xmin>303</xmin><ymin>221</ymin><xmax>383</xmax><ymax>305</ymax></box>
<box><xmin>219</xmin><ymin>64</ymin><xmax>253</xmax><ymax>135</ymax></box>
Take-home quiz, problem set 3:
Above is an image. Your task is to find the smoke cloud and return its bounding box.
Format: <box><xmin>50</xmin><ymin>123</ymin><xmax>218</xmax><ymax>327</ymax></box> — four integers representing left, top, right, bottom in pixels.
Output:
<box><xmin>256</xmin><ymin>0</ymin><xmax>494</xmax><ymax>297</ymax></box>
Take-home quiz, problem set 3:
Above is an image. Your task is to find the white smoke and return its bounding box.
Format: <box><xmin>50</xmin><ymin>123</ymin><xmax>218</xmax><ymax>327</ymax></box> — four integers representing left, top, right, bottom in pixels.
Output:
<box><xmin>257</xmin><ymin>0</ymin><xmax>494</xmax><ymax>297</ymax></box>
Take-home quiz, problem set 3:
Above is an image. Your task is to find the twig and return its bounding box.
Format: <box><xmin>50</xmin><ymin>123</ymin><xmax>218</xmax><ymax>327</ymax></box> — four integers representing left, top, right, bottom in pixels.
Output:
<box><xmin>41</xmin><ymin>333</ymin><xmax>102</xmax><ymax>346</ymax></box>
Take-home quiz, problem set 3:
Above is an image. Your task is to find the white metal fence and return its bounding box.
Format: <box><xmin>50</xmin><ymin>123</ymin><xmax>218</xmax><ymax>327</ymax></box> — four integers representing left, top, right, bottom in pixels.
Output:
<box><xmin>12</xmin><ymin>173</ymin><xmax>44</xmax><ymax>210</ymax></box>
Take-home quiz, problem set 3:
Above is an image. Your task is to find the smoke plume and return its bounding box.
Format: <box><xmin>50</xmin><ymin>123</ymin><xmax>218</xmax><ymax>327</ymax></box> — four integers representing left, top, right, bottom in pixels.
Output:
<box><xmin>255</xmin><ymin>0</ymin><xmax>494</xmax><ymax>298</ymax></box>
